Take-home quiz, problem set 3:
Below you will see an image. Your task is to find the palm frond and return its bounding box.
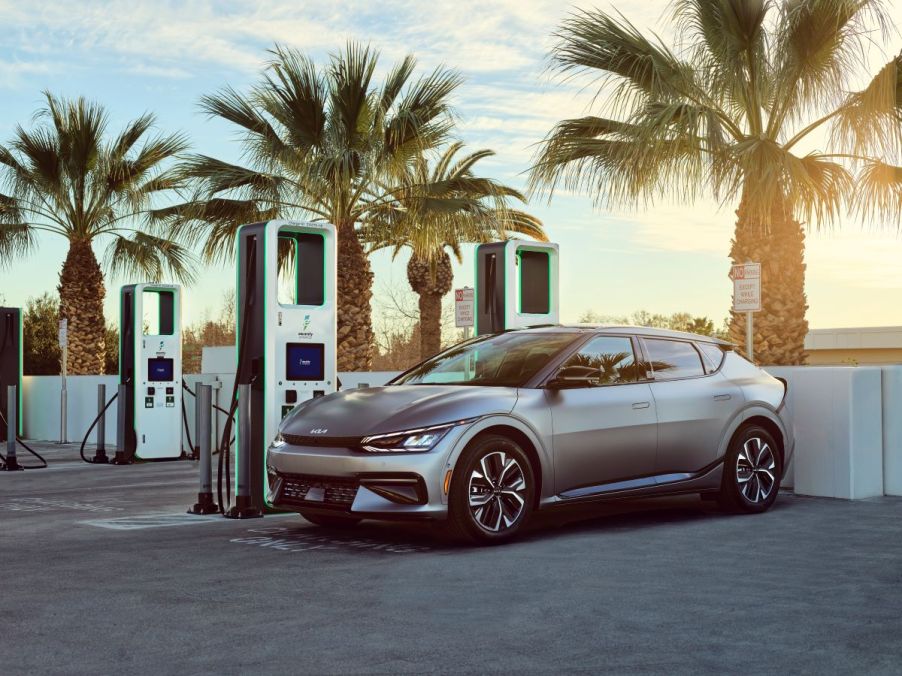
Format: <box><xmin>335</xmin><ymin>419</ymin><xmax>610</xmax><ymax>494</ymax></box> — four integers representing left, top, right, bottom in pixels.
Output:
<box><xmin>732</xmin><ymin>140</ymin><xmax>852</xmax><ymax>226</ymax></box>
<box><xmin>855</xmin><ymin>161</ymin><xmax>902</xmax><ymax>222</ymax></box>
<box><xmin>530</xmin><ymin>107</ymin><xmax>712</xmax><ymax>207</ymax></box>
<box><xmin>104</xmin><ymin>231</ymin><xmax>197</xmax><ymax>284</ymax></box>
<box><xmin>672</xmin><ymin>0</ymin><xmax>770</xmax><ymax>132</ymax></box>
<box><xmin>831</xmin><ymin>53</ymin><xmax>902</xmax><ymax>156</ymax></box>
<box><xmin>152</xmin><ymin>196</ymin><xmax>279</xmax><ymax>263</ymax></box>
<box><xmin>551</xmin><ymin>8</ymin><xmax>708</xmax><ymax>117</ymax></box>
<box><xmin>261</xmin><ymin>46</ymin><xmax>327</xmax><ymax>152</ymax></box>
<box><xmin>770</xmin><ymin>0</ymin><xmax>891</xmax><ymax>126</ymax></box>
<box><xmin>0</xmin><ymin>195</ymin><xmax>36</xmax><ymax>262</ymax></box>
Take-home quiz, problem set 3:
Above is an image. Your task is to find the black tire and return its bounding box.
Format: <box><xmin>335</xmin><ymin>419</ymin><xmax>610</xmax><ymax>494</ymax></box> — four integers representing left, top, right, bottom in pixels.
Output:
<box><xmin>299</xmin><ymin>511</ymin><xmax>362</xmax><ymax>529</ymax></box>
<box><xmin>718</xmin><ymin>425</ymin><xmax>782</xmax><ymax>514</ymax></box>
<box><xmin>445</xmin><ymin>434</ymin><xmax>535</xmax><ymax>545</ymax></box>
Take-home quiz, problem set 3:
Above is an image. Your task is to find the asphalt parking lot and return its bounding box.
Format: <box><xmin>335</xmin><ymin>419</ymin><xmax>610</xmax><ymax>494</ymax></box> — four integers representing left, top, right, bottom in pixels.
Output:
<box><xmin>2</xmin><ymin>442</ymin><xmax>901</xmax><ymax>675</ymax></box>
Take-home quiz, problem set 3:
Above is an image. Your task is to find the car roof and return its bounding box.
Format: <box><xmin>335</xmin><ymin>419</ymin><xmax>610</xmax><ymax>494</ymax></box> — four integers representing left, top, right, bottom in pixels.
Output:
<box><xmin>507</xmin><ymin>324</ymin><xmax>734</xmax><ymax>346</ymax></box>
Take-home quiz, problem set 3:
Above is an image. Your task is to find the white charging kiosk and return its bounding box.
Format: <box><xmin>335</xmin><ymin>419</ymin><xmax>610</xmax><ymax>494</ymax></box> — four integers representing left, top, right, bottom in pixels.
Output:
<box><xmin>475</xmin><ymin>240</ymin><xmax>560</xmax><ymax>335</ymax></box>
<box><xmin>118</xmin><ymin>283</ymin><xmax>183</xmax><ymax>460</ymax></box>
<box><xmin>233</xmin><ymin>220</ymin><xmax>337</xmax><ymax>509</ymax></box>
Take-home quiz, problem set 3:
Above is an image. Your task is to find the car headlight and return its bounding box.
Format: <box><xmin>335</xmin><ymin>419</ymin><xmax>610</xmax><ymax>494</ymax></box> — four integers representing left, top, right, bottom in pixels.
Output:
<box><xmin>272</xmin><ymin>431</ymin><xmax>286</xmax><ymax>448</ymax></box>
<box><xmin>360</xmin><ymin>419</ymin><xmax>476</xmax><ymax>453</ymax></box>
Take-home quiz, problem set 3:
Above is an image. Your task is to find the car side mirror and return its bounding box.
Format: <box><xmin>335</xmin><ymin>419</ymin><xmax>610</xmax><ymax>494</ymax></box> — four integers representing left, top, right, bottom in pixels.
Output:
<box><xmin>547</xmin><ymin>365</ymin><xmax>600</xmax><ymax>389</ymax></box>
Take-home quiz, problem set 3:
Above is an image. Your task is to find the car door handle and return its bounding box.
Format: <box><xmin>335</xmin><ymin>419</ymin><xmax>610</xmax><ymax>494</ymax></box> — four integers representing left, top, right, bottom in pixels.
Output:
<box><xmin>632</xmin><ymin>401</ymin><xmax>650</xmax><ymax>409</ymax></box>
<box><xmin>713</xmin><ymin>394</ymin><xmax>732</xmax><ymax>401</ymax></box>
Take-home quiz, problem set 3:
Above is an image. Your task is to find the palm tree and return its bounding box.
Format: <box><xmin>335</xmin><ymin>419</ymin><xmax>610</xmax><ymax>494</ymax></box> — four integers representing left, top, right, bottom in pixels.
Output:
<box><xmin>167</xmin><ymin>43</ymin><xmax>462</xmax><ymax>371</ymax></box>
<box><xmin>531</xmin><ymin>1</ymin><xmax>902</xmax><ymax>364</ymax></box>
<box><xmin>0</xmin><ymin>93</ymin><xmax>194</xmax><ymax>374</ymax></box>
<box><xmin>362</xmin><ymin>142</ymin><xmax>546</xmax><ymax>359</ymax></box>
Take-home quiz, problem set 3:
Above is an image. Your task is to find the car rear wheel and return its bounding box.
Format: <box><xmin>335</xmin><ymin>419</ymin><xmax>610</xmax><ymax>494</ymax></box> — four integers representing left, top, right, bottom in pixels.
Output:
<box><xmin>446</xmin><ymin>434</ymin><xmax>535</xmax><ymax>545</ymax></box>
<box><xmin>718</xmin><ymin>425</ymin><xmax>781</xmax><ymax>514</ymax></box>
<box><xmin>299</xmin><ymin>511</ymin><xmax>362</xmax><ymax>529</ymax></box>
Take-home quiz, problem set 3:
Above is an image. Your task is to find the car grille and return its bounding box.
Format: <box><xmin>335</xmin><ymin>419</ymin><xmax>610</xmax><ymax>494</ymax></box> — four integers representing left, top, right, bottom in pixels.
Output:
<box><xmin>278</xmin><ymin>473</ymin><xmax>359</xmax><ymax>508</ymax></box>
<box><xmin>282</xmin><ymin>433</ymin><xmax>362</xmax><ymax>448</ymax></box>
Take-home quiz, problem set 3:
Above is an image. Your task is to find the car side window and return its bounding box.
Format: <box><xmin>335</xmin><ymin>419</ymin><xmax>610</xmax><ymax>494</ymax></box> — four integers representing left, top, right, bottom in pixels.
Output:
<box><xmin>644</xmin><ymin>338</ymin><xmax>705</xmax><ymax>380</ymax></box>
<box><xmin>696</xmin><ymin>342</ymin><xmax>725</xmax><ymax>372</ymax></box>
<box><xmin>560</xmin><ymin>336</ymin><xmax>640</xmax><ymax>385</ymax></box>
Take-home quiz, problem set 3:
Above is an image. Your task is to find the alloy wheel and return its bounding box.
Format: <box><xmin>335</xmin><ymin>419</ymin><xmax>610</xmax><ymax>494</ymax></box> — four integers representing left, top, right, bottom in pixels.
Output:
<box><xmin>736</xmin><ymin>436</ymin><xmax>777</xmax><ymax>504</ymax></box>
<box><xmin>467</xmin><ymin>451</ymin><xmax>528</xmax><ymax>532</ymax></box>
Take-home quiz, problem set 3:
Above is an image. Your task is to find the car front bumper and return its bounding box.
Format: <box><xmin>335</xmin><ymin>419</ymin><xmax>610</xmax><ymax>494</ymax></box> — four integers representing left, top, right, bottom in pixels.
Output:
<box><xmin>266</xmin><ymin>440</ymin><xmax>454</xmax><ymax>520</ymax></box>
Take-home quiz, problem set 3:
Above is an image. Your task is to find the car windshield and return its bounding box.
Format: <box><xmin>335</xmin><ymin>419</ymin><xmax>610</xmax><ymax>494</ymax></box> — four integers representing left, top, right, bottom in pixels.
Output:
<box><xmin>392</xmin><ymin>332</ymin><xmax>578</xmax><ymax>387</ymax></box>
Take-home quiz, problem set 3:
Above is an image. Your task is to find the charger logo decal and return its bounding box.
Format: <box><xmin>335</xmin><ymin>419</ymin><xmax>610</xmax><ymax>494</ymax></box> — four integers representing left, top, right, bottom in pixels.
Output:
<box><xmin>298</xmin><ymin>314</ymin><xmax>314</xmax><ymax>339</ymax></box>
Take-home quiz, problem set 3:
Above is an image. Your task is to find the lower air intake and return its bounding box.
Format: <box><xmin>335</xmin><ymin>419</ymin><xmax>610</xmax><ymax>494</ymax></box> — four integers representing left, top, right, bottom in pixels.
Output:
<box><xmin>279</xmin><ymin>473</ymin><xmax>359</xmax><ymax>507</ymax></box>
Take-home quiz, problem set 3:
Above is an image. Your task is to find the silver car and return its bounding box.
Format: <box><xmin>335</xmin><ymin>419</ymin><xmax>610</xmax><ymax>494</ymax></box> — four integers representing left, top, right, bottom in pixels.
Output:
<box><xmin>268</xmin><ymin>326</ymin><xmax>794</xmax><ymax>544</ymax></box>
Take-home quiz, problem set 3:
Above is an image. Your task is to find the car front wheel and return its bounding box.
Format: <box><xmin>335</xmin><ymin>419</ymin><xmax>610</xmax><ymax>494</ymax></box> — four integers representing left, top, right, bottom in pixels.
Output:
<box><xmin>446</xmin><ymin>434</ymin><xmax>535</xmax><ymax>544</ymax></box>
<box><xmin>718</xmin><ymin>425</ymin><xmax>782</xmax><ymax>514</ymax></box>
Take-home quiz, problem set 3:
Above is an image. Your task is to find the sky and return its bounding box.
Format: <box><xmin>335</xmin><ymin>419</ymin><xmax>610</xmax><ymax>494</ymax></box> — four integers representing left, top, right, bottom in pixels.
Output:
<box><xmin>0</xmin><ymin>0</ymin><xmax>901</xmax><ymax>331</ymax></box>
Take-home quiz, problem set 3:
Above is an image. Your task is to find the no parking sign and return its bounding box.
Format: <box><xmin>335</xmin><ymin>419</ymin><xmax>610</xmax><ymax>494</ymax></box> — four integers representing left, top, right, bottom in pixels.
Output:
<box><xmin>731</xmin><ymin>263</ymin><xmax>761</xmax><ymax>313</ymax></box>
<box><xmin>454</xmin><ymin>287</ymin><xmax>474</xmax><ymax>328</ymax></box>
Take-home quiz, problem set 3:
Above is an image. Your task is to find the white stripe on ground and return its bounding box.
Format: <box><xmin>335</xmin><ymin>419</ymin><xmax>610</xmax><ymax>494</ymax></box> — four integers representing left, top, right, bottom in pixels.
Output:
<box><xmin>80</xmin><ymin>511</ymin><xmax>294</xmax><ymax>530</ymax></box>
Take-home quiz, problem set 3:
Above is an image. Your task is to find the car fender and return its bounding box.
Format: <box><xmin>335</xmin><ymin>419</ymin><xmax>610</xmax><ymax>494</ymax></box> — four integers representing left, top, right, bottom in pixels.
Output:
<box><xmin>714</xmin><ymin>403</ymin><xmax>789</xmax><ymax>465</ymax></box>
<box><xmin>437</xmin><ymin>414</ymin><xmax>552</xmax><ymax>505</ymax></box>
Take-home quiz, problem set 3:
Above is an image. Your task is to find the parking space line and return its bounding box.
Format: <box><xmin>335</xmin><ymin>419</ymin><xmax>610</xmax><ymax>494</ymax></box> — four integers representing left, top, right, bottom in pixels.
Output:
<box><xmin>80</xmin><ymin>512</ymin><xmax>295</xmax><ymax>530</ymax></box>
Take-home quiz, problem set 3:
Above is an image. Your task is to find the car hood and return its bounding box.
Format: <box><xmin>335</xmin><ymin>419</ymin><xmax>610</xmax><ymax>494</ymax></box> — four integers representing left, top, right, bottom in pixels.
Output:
<box><xmin>281</xmin><ymin>385</ymin><xmax>518</xmax><ymax>438</ymax></box>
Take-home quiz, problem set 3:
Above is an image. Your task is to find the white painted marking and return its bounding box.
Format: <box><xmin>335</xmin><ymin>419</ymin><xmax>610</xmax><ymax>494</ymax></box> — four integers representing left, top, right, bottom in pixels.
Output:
<box><xmin>231</xmin><ymin>526</ymin><xmax>432</xmax><ymax>554</ymax></box>
<box><xmin>81</xmin><ymin>512</ymin><xmax>294</xmax><ymax>531</ymax></box>
<box><xmin>0</xmin><ymin>497</ymin><xmax>126</xmax><ymax>513</ymax></box>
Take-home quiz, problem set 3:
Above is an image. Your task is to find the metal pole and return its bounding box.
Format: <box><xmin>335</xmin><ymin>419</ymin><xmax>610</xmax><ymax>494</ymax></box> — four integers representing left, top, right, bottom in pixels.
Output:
<box><xmin>92</xmin><ymin>383</ymin><xmax>109</xmax><ymax>464</ymax></box>
<box><xmin>224</xmin><ymin>382</ymin><xmax>261</xmax><ymax>519</ymax></box>
<box><xmin>236</xmin><ymin>382</ymin><xmax>251</xmax><ymax>500</ymax></box>
<box><xmin>746</xmin><ymin>311</ymin><xmax>754</xmax><ymax>363</ymax></box>
<box><xmin>212</xmin><ymin>378</ymin><xmax>221</xmax><ymax>452</ymax></box>
<box><xmin>59</xmin><ymin>343</ymin><xmax>67</xmax><ymax>443</ymax></box>
<box><xmin>194</xmin><ymin>381</ymin><xmax>202</xmax><ymax>459</ymax></box>
<box><xmin>112</xmin><ymin>382</ymin><xmax>131</xmax><ymax>464</ymax></box>
<box><xmin>3</xmin><ymin>385</ymin><xmax>21</xmax><ymax>471</ymax></box>
<box><xmin>188</xmin><ymin>383</ymin><xmax>217</xmax><ymax>514</ymax></box>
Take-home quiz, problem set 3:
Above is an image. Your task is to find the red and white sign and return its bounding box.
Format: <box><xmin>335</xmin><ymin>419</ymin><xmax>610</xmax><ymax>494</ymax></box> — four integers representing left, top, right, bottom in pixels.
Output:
<box><xmin>731</xmin><ymin>263</ymin><xmax>761</xmax><ymax>312</ymax></box>
<box><xmin>454</xmin><ymin>287</ymin><xmax>475</xmax><ymax>328</ymax></box>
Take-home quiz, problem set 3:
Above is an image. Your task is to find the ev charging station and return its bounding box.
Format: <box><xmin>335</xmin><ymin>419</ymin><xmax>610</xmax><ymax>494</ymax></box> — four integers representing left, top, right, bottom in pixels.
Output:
<box><xmin>118</xmin><ymin>284</ymin><xmax>183</xmax><ymax>461</ymax></box>
<box><xmin>475</xmin><ymin>240</ymin><xmax>560</xmax><ymax>335</ymax></box>
<box><xmin>232</xmin><ymin>219</ymin><xmax>337</xmax><ymax>513</ymax></box>
<box><xmin>0</xmin><ymin>307</ymin><xmax>23</xmax><ymax>447</ymax></box>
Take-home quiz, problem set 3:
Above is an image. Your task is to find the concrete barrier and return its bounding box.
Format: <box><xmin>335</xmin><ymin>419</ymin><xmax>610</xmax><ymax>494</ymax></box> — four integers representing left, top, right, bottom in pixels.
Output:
<box><xmin>881</xmin><ymin>366</ymin><xmax>902</xmax><ymax>496</ymax></box>
<box><xmin>23</xmin><ymin>364</ymin><xmax>893</xmax><ymax>501</ymax></box>
<box><xmin>22</xmin><ymin>375</ymin><xmax>119</xmax><ymax>445</ymax></box>
<box><xmin>22</xmin><ymin>370</ymin><xmax>401</xmax><ymax>445</ymax></box>
<box><xmin>767</xmin><ymin>366</ymin><xmax>884</xmax><ymax>499</ymax></box>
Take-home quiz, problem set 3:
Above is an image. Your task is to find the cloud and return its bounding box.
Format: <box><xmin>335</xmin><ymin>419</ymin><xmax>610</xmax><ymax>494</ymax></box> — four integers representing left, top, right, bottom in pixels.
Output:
<box><xmin>0</xmin><ymin>59</ymin><xmax>54</xmax><ymax>88</ymax></box>
<box><xmin>126</xmin><ymin>63</ymin><xmax>193</xmax><ymax>80</ymax></box>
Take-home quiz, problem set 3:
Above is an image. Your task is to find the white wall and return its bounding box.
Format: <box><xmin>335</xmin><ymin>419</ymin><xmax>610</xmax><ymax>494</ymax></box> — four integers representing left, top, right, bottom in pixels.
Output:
<box><xmin>766</xmin><ymin>366</ymin><xmax>884</xmax><ymax>500</ymax></box>
<box><xmin>22</xmin><ymin>370</ymin><xmax>401</xmax><ymax>449</ymax></box>
<box><xmin>23</xmin><ymin>375</ymin><xmax>119</xmax><ymax>445</ymax></box>
<box><xmin>23</xmin><ymin>365</ymin><xmax>898</xmax><ymax>501</ymax></box>
<box><xmin>880</xmin><ymin>366</ymin><xmax>902</xmax><ymax>496</ymax></box>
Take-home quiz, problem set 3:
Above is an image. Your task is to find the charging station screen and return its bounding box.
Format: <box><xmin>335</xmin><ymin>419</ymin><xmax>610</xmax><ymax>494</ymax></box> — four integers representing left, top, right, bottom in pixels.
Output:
<box><xmin>519</xmin><ymin>250</ymin><xmax>550</xmax><ymax>314</ymax></box>
<box><xmin>286</xmin><ymin>343</ymin><xmax>325</xmax><ymax>381</ymax></box>
<box><xmin>147</xmin><ymin>358</ymin><xmax>174</xmax><ymax>382</ymax></box>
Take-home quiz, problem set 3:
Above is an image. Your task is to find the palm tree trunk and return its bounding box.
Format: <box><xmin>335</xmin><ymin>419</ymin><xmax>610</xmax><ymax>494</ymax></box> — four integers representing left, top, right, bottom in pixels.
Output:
<box><xmin>418</xmin><ymin>292</ymin><xmax>443</xmax><ymax>359</ymax></box>
<box><xmin>728</xmin><ymin>190</ymin><xmax>808</xmax><ymax>365</ymax></box>
<box><xmin>336</xmin><ymin>223</ymin><xmax>374</xmax><ymax>371</ymax></box>
<box><xmin>407</xmin><ymin>252</ymin><xmax>454</xmax><ymax>361</ymax></box>
<box><xmin>58</xmin><ymin>240</ymin><xmax>106</xmax><ymax>375</ymax></box>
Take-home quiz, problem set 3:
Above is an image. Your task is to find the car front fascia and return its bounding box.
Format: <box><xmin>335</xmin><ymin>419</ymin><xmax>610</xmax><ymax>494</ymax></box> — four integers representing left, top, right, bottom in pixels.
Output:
<box><xmin>266</xmin><ymin>410</ymin><xmax>552</xmax><ymax>519</ymax></box>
